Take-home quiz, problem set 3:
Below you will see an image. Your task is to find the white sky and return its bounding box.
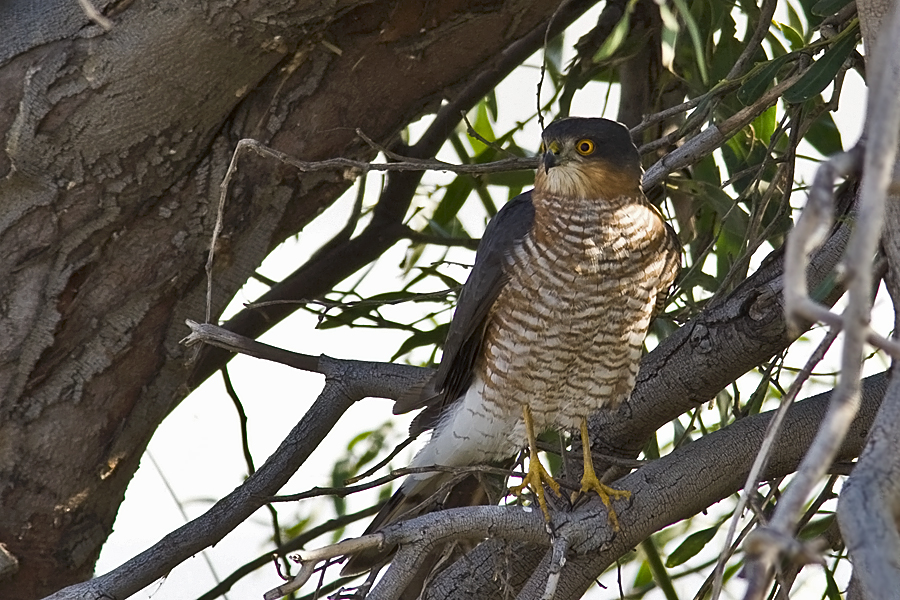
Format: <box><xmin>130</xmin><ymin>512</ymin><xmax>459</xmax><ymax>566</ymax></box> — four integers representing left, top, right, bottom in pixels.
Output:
<box><xmin>95</xmin><ymin>4</ymin><xmax>880</xmax><ymax>600</ymax></box>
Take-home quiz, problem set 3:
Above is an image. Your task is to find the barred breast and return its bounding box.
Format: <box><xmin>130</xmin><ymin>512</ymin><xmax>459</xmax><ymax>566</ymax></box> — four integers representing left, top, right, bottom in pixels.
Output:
<box><xmin>475</xmin><ymin>191</ymin><xmax>673</xmax><ymax>456</ymax></box>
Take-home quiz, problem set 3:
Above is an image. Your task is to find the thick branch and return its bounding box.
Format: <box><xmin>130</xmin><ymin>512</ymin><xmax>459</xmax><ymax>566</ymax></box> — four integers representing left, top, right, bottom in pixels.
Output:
<box><xmin>415</xmin><ymin>181</ymin><xmax>857</xmax><ymax>599</ymax></box>
<box><xmin>418</xmin><ymin>374</ymin><xmax>888</xmax><ymax>600</ymax></box>
<box><xmin>44</xmin><ymin>357</ymin><xmax>426</xmax><ymax>600</ymax></box>
<box><xmin>186</xmin><ymin>0</ymin><xmax>600</xmax><ymax>391</ymax></box>
<box><xmin>837</xmin><ymin>1</ymin><xmax>900</xmax><ymax>597</ymax></box>
<box><xmin>745</xmin><ymin>0</ymin><xmax>900</xmax><ymax>595</ymax></box>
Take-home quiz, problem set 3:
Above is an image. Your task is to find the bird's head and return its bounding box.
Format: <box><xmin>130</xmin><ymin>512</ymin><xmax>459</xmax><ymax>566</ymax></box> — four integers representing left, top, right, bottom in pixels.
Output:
<box><xmin>534</xmin><ymin>117</ymin><xmax>642</xmax><ymax>200</ymax></box>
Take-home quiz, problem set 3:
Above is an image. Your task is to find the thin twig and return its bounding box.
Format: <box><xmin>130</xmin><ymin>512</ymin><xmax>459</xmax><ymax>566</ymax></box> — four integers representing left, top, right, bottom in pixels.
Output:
<box><xmin>246</xmin><ymin>287</ymin><xmax>458</xmax><ymax>313</ymax></box>
<box><xmin>725</xmin><ymin>0</ymin><xmax>778</xmax><ymax>80</ymax></box>
<box><xmin>354</xmin><ymin>129</ymin><xmax>410</xmax><ymax>162</ymax></box>
<box><xmin>461</xmin><ymin>112</ymin><xmax>516</xmax><ymax>157</ymax></box>
<box><xmin>542</xmin><ymin>536</ymin><xmax>570</xmax><ymax>600</ymax></box>
<box><xmin>77</xmin><ymin>0</ymin><xmax>113</xmax><ymax>30</ymax></box>
<box><xmin>711</xmin><ymin>328</ymin><xmax>839</xmax><ymax>600</ymax></box>
<box><xmin>271</xmin><ymin>463</ymin><xmax>519</xmax><ymax>503</ymax></box>
<box><xmin>264</xmin><ymin>536</ymin><xmax>383</xmax><ymax>600</ymax></box>
<box><xmin>345</xmin><ymin>436</ymin><xmax>418</xmax><ymax>485</ymax></box>
<box><xmin>742</xmin><ymin>1</ymin><xmax>900</xmax><ymax>595</ymax></box>
<box><xmin>233</xmin><ymin>138</ymin><xmax>538</xmax><ymax>176</ymax></box>
<box><xmin>536</xmin><ymin>0</ymin><xmax>570</xmax><ymax>128</ymax></box>
<box><xmin>182</xmin><ymin>319</ymin><xmax>320</xmax><ymax>372</ymax></box>
<box><xmin>221</xmin><ymin>367</ymin><xmax>291</xmax><ymax>579</ymax></box>
<box><xmin>784</xmin><ymin>147</ymin><xmax>863</xmax><ymax>334</ymax></box>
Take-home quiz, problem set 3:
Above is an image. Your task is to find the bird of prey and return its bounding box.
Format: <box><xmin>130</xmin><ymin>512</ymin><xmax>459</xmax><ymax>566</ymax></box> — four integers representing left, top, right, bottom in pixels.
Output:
<box><xmin>343</xmin><ymin>117</ymin><xmax>680</xmax><ymax>575</ymax></box>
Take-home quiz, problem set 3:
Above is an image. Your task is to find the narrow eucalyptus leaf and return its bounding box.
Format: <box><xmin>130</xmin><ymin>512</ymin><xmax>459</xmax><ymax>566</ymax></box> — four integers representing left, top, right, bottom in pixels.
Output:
<box><xmin>783</xmin><ymin>28</ymin><xmax>858</xmax><ymax>103</ymax></box>
<box><xmin>665</xmin><ymin>524</ymin><xmax>722</xmax><ymax>567</ymax></box>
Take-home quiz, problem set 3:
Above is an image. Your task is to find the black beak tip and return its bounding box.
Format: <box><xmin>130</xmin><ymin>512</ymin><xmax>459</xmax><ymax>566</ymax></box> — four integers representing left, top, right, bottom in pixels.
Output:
<box><xmin>541</xmin><ymin>152</ymin><xmax>557</xmax><ymax>171</ymax></box>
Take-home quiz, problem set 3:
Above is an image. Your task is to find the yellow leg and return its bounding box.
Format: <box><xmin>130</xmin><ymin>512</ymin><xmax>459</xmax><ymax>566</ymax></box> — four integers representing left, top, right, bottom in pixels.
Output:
<box><xmin>509</xmin><ymin>406</ymin><xmax>561</xmax><ymax>521</ymax></box>
<box><xmin>578</xmin><ymin>417</ymin><xmax>630</xmax><ymax>530</ymax></box>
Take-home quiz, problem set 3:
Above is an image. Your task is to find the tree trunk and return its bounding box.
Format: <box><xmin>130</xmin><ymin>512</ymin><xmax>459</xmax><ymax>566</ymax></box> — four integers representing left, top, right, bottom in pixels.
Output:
<box><xmin>0</xmin><ymin>1</ymin><xmax>597</xmax><ymax>597</ymax></box>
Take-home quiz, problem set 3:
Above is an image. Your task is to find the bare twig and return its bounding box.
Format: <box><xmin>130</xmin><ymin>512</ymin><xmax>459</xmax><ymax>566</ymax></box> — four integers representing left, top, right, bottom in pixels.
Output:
<box><xmin>230</xmin><ymin>138</ymin><xmax>538</xmax><ymax>177</ymax></box>
<box><xmin>642</xmin><ymin>68</ymin><xmax>806</xmax><ymax>189</ymax></box>
<box><xmin>541</xmin><ymin>536</ymin><xmax>570</xmax><ymax>600</ymax></box>
<box><xmin>354</xmin><ymin>129</ymin><xmax>410</xmax><ymax>162</ymax></box>
<box><xmin>784</xmin><ymin>147</ymin><xmax>863</xmax><ymax>333</ymax></box>
<box><xmin>536</xmin><ymin>0</ymin><xmax>571</xmax><ymax>128</ymax></box>
<box><xmin>725</xmin><ymin>0</ymin><xmax>778</xmax><ymax>80</ymax></box>
<box><xmin>461</xmin><ymin>112</ymin><xmax>515</xmax><ymax>157</ymax></box>
<box><xmin>271</xmin><ymin>463</ymin><xmax>519</xmax><ymax>503</ymax></box>
<box><xmin>345</xmin><ymin>436</ymin><xmax>418</xmax><ymax>485</ymax></box>
<box><xmin>264</xmin><ymin>536</ymin><xmax>385</xmax><ymax>600</ymax></box>
<box><xmin>77</xmin><ymin>0</ymin><xmax>113</xmax><ymax>30</ymax></box>
<box><xmin>196</xmin><ymin>506</ymin><xmax>381</xmax><ymax>600</ymax></box>
<box><xmin>182</xmin><ymin>319</ymin><xmax>319</xmax><ymax>372</ymax></box>
<box><xmin>742</xmin><ymin>1</ymin><xmax>900</xmax><ymax>595</ymax></box>
<box><xmin>711</xmin><ymin>328</ymin><xmax>839</xmax><ymax>600</ymax></box>
<box><xmin>246</xmin><ymin>287</ymin><xmax>458</xmax><ymax>313</ymax></box>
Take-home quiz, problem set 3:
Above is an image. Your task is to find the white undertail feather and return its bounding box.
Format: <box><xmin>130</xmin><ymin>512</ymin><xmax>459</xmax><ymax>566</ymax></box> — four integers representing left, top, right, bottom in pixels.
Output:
<box><xmin>401</xmin><ymin>375</ymin><xmax>519</xmax><ymax>495</ymax></box>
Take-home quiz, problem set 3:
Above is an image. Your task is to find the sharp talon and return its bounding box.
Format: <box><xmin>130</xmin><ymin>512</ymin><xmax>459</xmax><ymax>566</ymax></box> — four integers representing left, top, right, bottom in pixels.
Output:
<box><xmin>578</xmin><ymin>416</ymin><xmax>629</xmax><ymax>530</ymax></box>
<box><xmin>512</xmin><ymin>406</ymin><xmax>561</xmax><ymax>521</ymax></box>
<box><xmin>580</xmin><ymin>474</ymin><xmax>629</xmax><ymax>530</ymax></box>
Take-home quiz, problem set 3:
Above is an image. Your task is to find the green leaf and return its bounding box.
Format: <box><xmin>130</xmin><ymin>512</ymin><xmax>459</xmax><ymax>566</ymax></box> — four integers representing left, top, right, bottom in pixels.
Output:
<box><xmin>811</xmin><ymin>0</ymin><xmax>852</xmax><ymax>17</ymax></box>
<box><xmin>665</xmin><ymin>523</ymin><xmax>722</xmax><ymax>567</ymax></box>
<box><xmin>787</xmin><ymin>3</ymin><xmax>806</xmax><ymax>39</ymax></box>
<box><xmin>737</xmin><ymin>54</ymin><xmax>792</xmax><ymax>105</ymax></box>
<box><xmin>483</xmin><ymin>169</ymin><xmax>535</xmax><ymax>189</ymax></box>
<box><xmin>783</xmin><ymin>26</ymin><xmax>859</xmax><ymax>104</ymax></box>
<box><xmin>672</xmin><ymin>0</ymin><xmax>709</xmax><ymax>84</ymax></box>
<box><xmin>776</xmin><ymin>21</ymin><xmax>805</xmax><ymax>51</ymax></box>
<box><xmin>468</xmin><ymin>101</ymin><xmax>496</xmax><ymax>153</ymax></box>
<box><xmin>391</xmin><ymin>324</ymin><xmax>450</xmax><ymax>361</ymax></box>
<box><xmin>799</xmin><ymin>515</ymin><xmax>835</xmax><ymax>540</ymax></box>
<box><xmin>431</xmin><ymin>176</ymin><xmax>475</xmax><ymax>228</ymax></box>
<box><xmin>751</xmin><ymin>105</ymin><xmax>777</xmax><ymax>144</ymax></box>
<box><xmin>805</xmin><ymin>111</ymin><xmax>844</xmax><ymax>155</ymax></box>
<box><xmin>823</xmin><ymin>564</ymin><xmax>842</xmax><ymax>600</ymax></box>
<box><xmin>643</xmin><ymin>433</ymin><xmax>660</xmax><ymax>460</ymax></box>
<box><xmin>593</xmin><ymin>0</ymin><xmax>633</xmax><ymax>63</ymax></box>
<box><xmin>633</xmin><ymin>560</ymin><xmax>653</xmax><ymax>588</ymax></box>
<box><xmin>680</xmin><ymin>269</ymin><xmax>721</xmax><ymax>294</ymax></box>
<box><xmin>485</xmin><ymin>90</ymin><xmax>498</xmax><ymax>121</ymax></box>
<box><xmin>675</xmin><ymin>179</ymin><xmax>749</xmax><ymax>239</ymax></box>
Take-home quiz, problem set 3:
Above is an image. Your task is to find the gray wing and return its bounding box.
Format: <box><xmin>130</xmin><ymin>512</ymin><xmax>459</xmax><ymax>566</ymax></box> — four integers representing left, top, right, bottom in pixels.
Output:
<box><xmin>394</xmin><ymin>192</ymin><xmax>535</xmax><ymax>434</ymax></box>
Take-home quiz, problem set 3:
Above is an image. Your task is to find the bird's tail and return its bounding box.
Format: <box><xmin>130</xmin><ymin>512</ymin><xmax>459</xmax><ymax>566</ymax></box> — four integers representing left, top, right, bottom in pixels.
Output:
<box><xmin>340</xmin><ymin>472</ymin><xmax>489</xmax><ymax>576</ymax></box>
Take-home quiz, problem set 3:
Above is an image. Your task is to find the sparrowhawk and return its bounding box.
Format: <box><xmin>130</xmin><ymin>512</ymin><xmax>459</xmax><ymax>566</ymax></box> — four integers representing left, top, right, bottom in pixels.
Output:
<box><xmin>343</xmin><ymin>116</ymin><xmax>680</xmax><ymax>575</ymax></box>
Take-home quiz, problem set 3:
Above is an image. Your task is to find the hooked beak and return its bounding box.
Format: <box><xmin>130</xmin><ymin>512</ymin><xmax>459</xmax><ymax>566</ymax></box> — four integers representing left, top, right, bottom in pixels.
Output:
<box><xmin>541</xmin><ymin>140</ymin><xmax>561</xmax><ymax>171</ymax></box>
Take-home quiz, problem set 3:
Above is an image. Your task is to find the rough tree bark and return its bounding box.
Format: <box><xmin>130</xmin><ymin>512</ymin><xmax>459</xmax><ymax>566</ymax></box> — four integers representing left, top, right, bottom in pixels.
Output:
<box><xmin>0</xmin><ymin>1</ymin><xmax>600</xmax><ymax>597</ymax></box>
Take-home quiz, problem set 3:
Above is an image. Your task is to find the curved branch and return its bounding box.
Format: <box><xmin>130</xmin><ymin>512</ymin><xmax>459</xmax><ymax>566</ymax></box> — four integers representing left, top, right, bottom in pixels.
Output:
<box><xmin>837</xmin><ymin>1</ymin><xmax>900</xmax><ymax>596</ymax></box>
<box><xmin>186</xmin><ymin>0</ymin><xmax>600</xmax><ymax>391</ymax></box>
<box><xmin>424</xmin><ymin>373</ymin><xmax>888</xmax><ymax>600</ymax></box>
<box><xmin>44</xmin><ymin>357</ymin><xmax>427</xmax><ymax>600</ymax></box>
<box><xmin>413</xmin><ymin>180</ymin><xmax>858</xmax><ymax>599</ymax></box>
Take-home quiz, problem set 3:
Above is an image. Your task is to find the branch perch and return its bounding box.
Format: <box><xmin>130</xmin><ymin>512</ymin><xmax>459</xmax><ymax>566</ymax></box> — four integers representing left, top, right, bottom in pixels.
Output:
<box><xmin>743</xmin><ymin>0</ymin><xmax>900</xmax><ymax>595</ymax></box>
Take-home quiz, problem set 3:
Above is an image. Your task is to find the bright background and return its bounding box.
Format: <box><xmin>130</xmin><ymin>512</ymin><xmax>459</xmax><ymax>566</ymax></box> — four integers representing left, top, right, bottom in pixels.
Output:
<box><xmin>95</xmin><ymin>4</ymin><xmax>884</xmax><ymax>599</ymax></box>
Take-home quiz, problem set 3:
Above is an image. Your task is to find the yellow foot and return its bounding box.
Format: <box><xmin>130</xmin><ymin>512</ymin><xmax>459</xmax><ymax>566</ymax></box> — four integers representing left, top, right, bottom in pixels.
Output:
<box><xmin>510</xmin><ymin>451</ymin><xmax>561</xmax><ymax>521</ymax></box>
<box><xmin>577</xmin><ymin>471</ymin><xmax>630</xmax><ymax>530</ymax></box>
<box><xmin>511</xmin><ymin>405</ymin><xmax>561</xmax><ymax>521</ymax></box>
<box><xmin>576</xmin><ymin>416</ymin><xmax>629</xmax><ymax>530</ymax></box>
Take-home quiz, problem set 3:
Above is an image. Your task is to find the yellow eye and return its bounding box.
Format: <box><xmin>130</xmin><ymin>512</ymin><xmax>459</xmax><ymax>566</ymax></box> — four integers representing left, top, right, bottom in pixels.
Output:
<box><xmin>576</xmin><ymin>139</ymin><xmax>595</xmax><ymax>155</ymax></box>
